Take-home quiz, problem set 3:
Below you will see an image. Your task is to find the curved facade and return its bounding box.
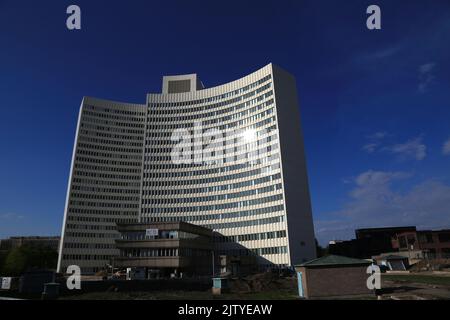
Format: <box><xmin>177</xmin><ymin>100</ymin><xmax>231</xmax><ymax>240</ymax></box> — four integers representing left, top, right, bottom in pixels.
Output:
<box><xmin>58</xmin><ymin>63</ymin><xmax>316</xmax><ymax>274</ymax></box>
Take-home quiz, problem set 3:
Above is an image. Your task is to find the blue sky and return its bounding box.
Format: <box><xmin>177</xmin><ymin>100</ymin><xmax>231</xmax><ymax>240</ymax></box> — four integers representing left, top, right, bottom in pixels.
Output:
<box><xmin>1</xmin><ymin>0</ymin><xmax>450</xmax><ymax>245</ymax></box>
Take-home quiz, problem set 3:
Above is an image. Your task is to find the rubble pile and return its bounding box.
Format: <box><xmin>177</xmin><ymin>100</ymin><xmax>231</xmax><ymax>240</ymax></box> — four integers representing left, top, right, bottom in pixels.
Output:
<box><xmin>229</xmin><ymin>272</ymin><xmax>296</xmax><ymax>293</ymax></box>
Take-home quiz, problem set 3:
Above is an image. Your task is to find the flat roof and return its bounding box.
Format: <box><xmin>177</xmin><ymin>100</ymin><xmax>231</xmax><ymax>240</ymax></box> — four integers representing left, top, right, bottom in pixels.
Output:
<box><xmin>356</xmin><ymin>226</ymin><xmax>417</xmax><ymax>233</ymax></box>
<box><xmin>116</xmin><ymin>221</ymin><xmax>212</xmax><ymax>236</ymax></box>
<box><xmin>296</xmin><ymin>255</ymin><xmax>371</xmax><ymax>268</ymax></box>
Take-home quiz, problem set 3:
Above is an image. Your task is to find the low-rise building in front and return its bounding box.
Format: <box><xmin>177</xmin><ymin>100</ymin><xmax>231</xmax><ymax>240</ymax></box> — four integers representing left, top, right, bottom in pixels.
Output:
<box><xmin>114</xmin><ymin>221</ymin><xmax>214</xmax><ymax>278</ymax></box>
<box><xmin>114</xmin><ymin>221</ymin><xmax>260</xmax><ymax>278</ymax></box>
<box><xmin>295</xmin><ymin>255</ymin><xmax>373</xmax><ymax>299</ymax></box>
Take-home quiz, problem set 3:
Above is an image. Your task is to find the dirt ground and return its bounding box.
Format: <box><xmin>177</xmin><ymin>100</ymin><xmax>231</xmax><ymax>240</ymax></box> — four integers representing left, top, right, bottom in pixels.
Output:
<box><xmin>4</xmin><ymin>271</ymin><xmax>449</xmax><ymax>300</ymax></box>
<box><xmin>59</xmin><ymin>272</ymin><xmax>450</xmax><ymax>300</ymax></box>
<box><xmin>380</xmin><ymin>273</ymin><xmax>450</xmax><ymax>300</ymax></box>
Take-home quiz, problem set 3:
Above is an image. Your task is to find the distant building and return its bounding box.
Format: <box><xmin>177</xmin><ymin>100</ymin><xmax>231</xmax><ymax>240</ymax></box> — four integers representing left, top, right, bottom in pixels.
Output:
<box><xmin>329</xmin><ymin>226</ymin><xmax>416</xmax><ymax>258</ymax></box>
<box><xmin>355</xmin><ymin>226</ymin><xmax>417</xmax><ymax>241</ymax></box>
<box><xmin>372</xmin><ymin>254</ymin><xmax>410</xmax><ymax>271</ymax></box>
<box><xmin>0</xmin><ymin>236</ymin><xmax>60</xmax><ymax>252</ymax></box>
<box><xmin>329</xmin><ymin>226</ymin><xmax>450</xmax><ymax>260</ymax></box>
<box><xmin>393</xmin><ymin>229</ymin><xmax>450</xmax><ymax>259</ymax></box>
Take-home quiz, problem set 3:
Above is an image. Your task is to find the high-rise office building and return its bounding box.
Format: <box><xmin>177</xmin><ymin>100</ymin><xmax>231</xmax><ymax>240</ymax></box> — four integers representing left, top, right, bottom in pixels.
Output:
<box><xmin>57</xmin><ymin>63</ymin><xmax>316</xmax><ymax>274</ymax></box>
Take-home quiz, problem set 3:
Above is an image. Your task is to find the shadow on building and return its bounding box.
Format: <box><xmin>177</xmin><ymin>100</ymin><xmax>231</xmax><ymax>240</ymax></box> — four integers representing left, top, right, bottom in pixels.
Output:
<box><xmin>112</xmin><ymin>221</ymin><xmax>276</xmax><ymax>280</ymax></box>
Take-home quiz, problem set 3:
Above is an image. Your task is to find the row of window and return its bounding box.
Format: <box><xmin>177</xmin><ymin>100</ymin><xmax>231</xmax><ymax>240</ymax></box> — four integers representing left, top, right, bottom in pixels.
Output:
<box><xmin>147</xmin><ymin>91</ymin><xmax>272</xmax><ymax>124</ymax></box>
<box><xmin>76</xmin><ymin>149</ymin><xmax>143</xmax><ymax>160</ymax></box>
<box><xmin>145</xmin><ymin>125</ymin><xmax>277</xmax><ymax>150</ymax></box>
<box><xmin>64</xmin><ymin>242</ymin><xmax>116</xmax><ymax>249</ymax></box>
<box><xmin>74</xmin><ymin>163</ymin><xmax>141</xmax><ymax>174</ymax></box>
<box><xmin>70</xmin><ymin>193</ymin><xmax>139</xmax><ymax>202</ymax></box>
<box><xmin>78</xmin><ymin>135</ymin><xmax>143</xmax><ymax>148</ymax></box>
<box><xmin>66</xmin><ymin>224</ymin><xmax>117</xmax><ymax>231</ymax></box>
<box><xmin>142</xmin><ymin>164</ymin><xmax>279</xmax><ymax>186</ymax></box>
<box><xmin>74</xmin><ymin>170</ymin><xmax>141</xmax><ymax>181</ymax></box>
<box><xmin>83</xmin><ymin>109</ymin><xmax>146</xmax><ymax>122</ymax></box>
<box><xmin>148</xmin><ymin>74</ymin><xmax>272</xmax><ymax>111</ymax></box>
<box><xmin>69</xmin><ymin>201</ymin><xmax>139</xmax><ymax>209</ymax></box>
<box><xmin>120</xmin><ymin>230</ymin><xmax>200</xmax><ymax>241</ymax></box>
<box><xmin>81</xmin><ymin>122</ymin><xmax>145</xmax><ymax>135</ymax></box>
<box><xmin>145</xmin><ymin>93</ymin><xmax>274</xmax><ymax>131</ymax></box>
<box><xmin>81</xmin><ymin>115</ymin><xmax>145</xmax><ymax>129</ymax></box>
<box><xmin>120</xmin><ymin>248</ymin><xmax>211</xmax><ymax>258</ymax></box>
<box><xmin>144</xmin><ymin>193</ymin><xmax>283</xmax><ymax>214</ymax></box>
<box><xmin>142</xmin><ymin>204</ymin><xmax>285</xmax><ymax>222</ymax></box>
<box><xmin>141</xmin><ymin>184</ymin><xmax>282</xmax><ymax>205</ymax></box>
<box><xmin>72</xmin><ymin>185</ymin><xmax>140</xmax><ymax>195</ymax></box>
<box><xmin>62</xmin><ymin>254</ymin><xmax>113</xmax><ymax>261</ymax></box>
<box><xmin>72</xmin><ymin>178</ymin><xmax>140</xmax><ymax>188</ymax></box>
<box><xmin>77</xmin><ymin>142</ymin><xmax>142</xmax><ymax>154</ymax></box>
<box><xmin>252</xmin><ymin>246</ymin><xmax>288</xmax><ymax>256</ymax></box>
<box><xmin>143</xmin><ymin>173</ymin><xmax>282</xmax><ymax>196</ymax></box>
<box><xmin>144</xmin><ymin>140</ymin><xmax>279</xmax><ymax>165</ymax></box>
<box><xmin>67</xmin><ymin>214</ymin><xmax>138</xmax><ymax>223</ymax></box>
<box><xmin>65</xmin><ymin>232</ymin><xmax>119</xmax><ymax>239</ymax></box>
<box><xmin>141</xmin><ymin>214</ymin><xmax>285</xmax><ymax>230</ymax></box>
<box><xmin>85</xmin><ymin>104</ymin><xmax>146</xmax><ymax>117</ymax></box>
<box><xmin>75</xmin><ymin>156</ymin><xmax>141</xmax><ymax>168</ymax></box>
<box><xmin>80</xmin><ymin>129</ymin><xmax>144</xmax><ymax>141</ymax></box>
<box><xmin>214</xmin><ymin>230</ymin><xmax>287</xmax><ymax>243</ymax></box>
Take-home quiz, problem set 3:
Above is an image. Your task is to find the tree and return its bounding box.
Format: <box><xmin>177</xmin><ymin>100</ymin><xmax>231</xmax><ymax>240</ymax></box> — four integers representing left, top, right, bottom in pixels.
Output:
<box><xmin>0</xmin><ymin>251</ymin><xmax>9</xmax><ymax>274</ymax></box>
<box><xmin>2</xmin><ymin>244</ymin><xmax>58</xmax><ymax>276</ymax></box>
<box><xmin>315</xmin><ymin>238</ymin><xmax>329</xmax><ymax>258</ymax></box>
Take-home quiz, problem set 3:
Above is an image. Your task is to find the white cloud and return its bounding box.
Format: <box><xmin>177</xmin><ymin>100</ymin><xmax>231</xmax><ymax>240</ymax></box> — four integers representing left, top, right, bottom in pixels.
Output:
<box><xmin>315</xmin><ymin>170</ymin><xmax>450</xmax><ymax>245</ymax></box>
<box><xmin>362</xmin><ymin>131</ymin><xmax>388</xmax><ymax>154</ymax></box>
<box><xmin>419</xmin><ymin>63</ymin><xmax>435</xmax><ymax>74</ymax></box>
<box><xmin>362</xmin><ymin>133</ymin><xmax>426</xmax><ymax>161</ymax></box>
<box><xmin>0</xmin><ymin>212</ymin><xmax>24</xmax><ymax>220</ymax></box>
<box><xmin>362</xmin><ymin>143</ymin><xmax>378</xmax><ymax>153</ymax></box>
<box><xmin>386</xmin><ymin>137</ymin><xmax>426</xmax><ymax>161</ymax></box>
<box><xmin>358</xmin><ymin>45</ymin><xmax>403</xmax><ymax>63</ymax></box>
<box><xmin>367</xmin><ymin>131</ymin><xmax>388</xmax><ymax>140</ymax></box>
<box><xmin>418</xmin><ymin>62</ymin><xmax>436</xmax><ymax>93</ymax></box>
<box><xmin>350</xmin><ymin>170</ymin><xmax>411</xmax><ymax>200</ymax></box>
<box><xmin>443</xmin><ymin>138</ymin><xmax>450</xmax><ymax>155</ymax></box>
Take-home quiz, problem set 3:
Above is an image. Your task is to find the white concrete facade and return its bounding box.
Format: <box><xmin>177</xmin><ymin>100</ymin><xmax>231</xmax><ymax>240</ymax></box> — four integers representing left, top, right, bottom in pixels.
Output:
<box><xmin>58</xmin><ymin>64</ymin><xmax>316</xmax><ymax>274</ymax></box>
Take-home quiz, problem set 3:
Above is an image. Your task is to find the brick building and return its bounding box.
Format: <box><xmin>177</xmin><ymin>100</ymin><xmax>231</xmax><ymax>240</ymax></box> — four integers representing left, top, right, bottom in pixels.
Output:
<box><xmin>393</xmin><ymin>229</ymin><xmax>450</xmax><ymax>259</ymax></box>
<box><xmin>330</xmin><ymin>226</ymin><xmax>450</xmax><ymax>260</ymax></box>
<box><xmin>295</xmin><ymin>255</ymin><xmax>373</xmax><ymax>299</ymax></box>
<box><xmin>329</xmin><ymin>226</ymin><xmax>416</xmax><ymax>258</ymax></box>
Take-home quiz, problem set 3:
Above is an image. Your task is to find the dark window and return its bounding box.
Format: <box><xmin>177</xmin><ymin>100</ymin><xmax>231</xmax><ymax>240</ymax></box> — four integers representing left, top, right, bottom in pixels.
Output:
<box><xmin>168</xmin><ymin>80</ymin><xmax>191</xmax><ymax>93</ymax></box>
<box><xmin>407</xmin><ymin>235</ymin><xmax>416</xmax><ymax>245</ymax></box>
<box><xmin>399</xmin><ymin>236</ymin><xmax>407</xmax><ymax>248</ymax></box>
<box><xmin>438</xmin><ymin>233</ymin><xmax>450</xmax><ymax>243</ymax></box>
